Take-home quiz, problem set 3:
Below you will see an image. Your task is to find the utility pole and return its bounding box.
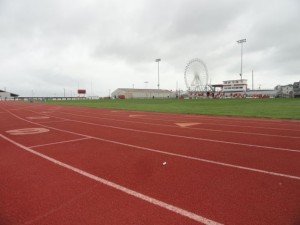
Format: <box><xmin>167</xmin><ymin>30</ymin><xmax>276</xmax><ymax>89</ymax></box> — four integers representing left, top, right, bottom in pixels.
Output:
<box><xmin>155</xmin><ymin>59</ymin><xmax>161</xmax><ymax>89</ymax></box>
<box><xmin>237</xmin><ymin>39</ymin><xmax>246</xmax><ymax>80</ymax></box>
<box><xmin>252</xmin><ymin>70</ymin><xmax>254</xmax><ymax>90</ymax></box>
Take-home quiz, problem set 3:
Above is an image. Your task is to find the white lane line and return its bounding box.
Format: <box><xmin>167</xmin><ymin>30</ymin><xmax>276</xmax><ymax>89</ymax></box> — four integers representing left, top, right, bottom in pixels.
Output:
<box><xmin>49</xmin><ymin>115</ymin><xmax>300</xmax><ymax>154</ymax></box>
<box><xmin>56</xmin><ymin>111</ymin><xmax>300</xmax><ymax>139</ymax></box>
<box><xmin>6</xmin><ymin>128</ymin><xmax>49</xmax><ymax>136</ymax></box>
<box><xmin>26</xmin><ymin>116</ymin><xmax>50</xmax><ymax>120</ymax></box>
<box><xmin>38</xmin><ymin>119</ymin><xmax>69</xmax><ymax>124</ymax></box>
<box><xmin>61</xmin><ymin>109</ymin><xmax>300</xmax><ymax>131</ymax></box>
<box><xmin>5</xmin><ymin>109</ymin><xmax>300</xmax><ymax>180</ymax></box>
<box><xmin>29</xmin><ymin>137</ymin><xmax>91</xmax><ymax>149</ymax></box>
<box><xmin>0</xmin><ymin>134</ymin><xmax>222</xmax><ymax>225</ymax></box>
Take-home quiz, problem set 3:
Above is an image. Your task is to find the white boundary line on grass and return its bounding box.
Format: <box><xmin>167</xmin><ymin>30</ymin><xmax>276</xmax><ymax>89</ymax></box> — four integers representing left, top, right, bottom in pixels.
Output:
<box><xmin>0</xmin><ymin>134</ymin><xmax>222</xmax><ymax>225</ymax></box>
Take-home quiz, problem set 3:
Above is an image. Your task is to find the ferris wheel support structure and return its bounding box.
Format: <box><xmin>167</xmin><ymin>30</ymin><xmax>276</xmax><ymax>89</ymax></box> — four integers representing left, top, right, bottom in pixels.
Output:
<box><xmin>184</xmin><ymin>58</ymin><xmax>209</xmax><ymax>94</ymax></box>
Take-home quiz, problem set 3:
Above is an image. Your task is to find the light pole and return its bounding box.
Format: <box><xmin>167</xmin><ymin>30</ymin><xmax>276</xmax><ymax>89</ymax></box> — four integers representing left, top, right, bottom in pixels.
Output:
<box><xmin>237</xmin><ymin>39</ymin><xmax>246</xmax><ymax>80</ymax></box>
<box><xmin>155</xmin><ymin>58</ymin><xmax>161</xmax><ymax>89</ymax></box>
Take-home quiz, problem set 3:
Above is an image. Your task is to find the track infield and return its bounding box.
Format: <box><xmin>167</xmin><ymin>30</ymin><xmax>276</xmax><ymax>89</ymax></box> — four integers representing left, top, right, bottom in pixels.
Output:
<box><xmin>1</xmin><ymin>101</ymin><xmax>300</xmax><ymax>225</ymax></box>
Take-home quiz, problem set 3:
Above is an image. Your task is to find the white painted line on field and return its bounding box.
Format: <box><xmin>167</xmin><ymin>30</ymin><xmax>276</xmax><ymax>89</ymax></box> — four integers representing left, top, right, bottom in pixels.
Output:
<box><xmin>29</xmin><ymin>137</ymin><xmax>91</xmax><ymax>149</ymax></box>
<box><xmin>175</xmin><ymin>123</ymin><xmax>201</xmax><ymax>128</ymax></box>
<box><xmin>63</xmin><ymin>109</ymin><xmax>300</xmax><ymax>132</ymax></box>
<box><xmin>6</xmin><ymin>128</ymin><xmax>50</xmax><ymax>136</ymax></box>
<box><xmin>0</xmin><ymin>134</ymin><xmax>222</xmax><ymax>225</ymax></box>
<box><xmin>26</xmin><ymin>116</ymin><xmax>50</xmax><ymax>120</ymax></box>
<box><xmin>38</xmin><ymin>119</ymin><xmax>69</xmax><ymax>124</ymax></box>
<box><xmin>51</xmin><ymin>116</ymin><xmax>300</xmax><ymax>154</ymax></box>
<box><xmin>56</xmin><ymin>111</ymin><xmax>300</xmax><ymax>139</ymax></box>
<box><xmin>129</xmin><ymin>115</ymin><xmax>145</xmax><ymax>118</ymax></box>
<box><xmin>5</xmin><ymin>109</ymin><xmax>300</xmax><ymax>181</ymax></box>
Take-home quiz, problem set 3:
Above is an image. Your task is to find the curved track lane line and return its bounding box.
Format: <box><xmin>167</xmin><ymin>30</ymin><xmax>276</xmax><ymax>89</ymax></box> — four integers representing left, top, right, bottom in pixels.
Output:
<box><xmin>0</xmin><ymin>134</ymin><xmax>222</xmax><ymax>225</ymax></box>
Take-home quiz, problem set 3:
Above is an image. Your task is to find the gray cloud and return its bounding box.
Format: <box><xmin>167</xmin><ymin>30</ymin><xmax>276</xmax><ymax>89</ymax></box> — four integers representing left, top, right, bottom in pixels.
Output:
<box><xmin>0</xmin><ymin>0</ymin><xmax>299</xmax><ymax>96</ymax></box>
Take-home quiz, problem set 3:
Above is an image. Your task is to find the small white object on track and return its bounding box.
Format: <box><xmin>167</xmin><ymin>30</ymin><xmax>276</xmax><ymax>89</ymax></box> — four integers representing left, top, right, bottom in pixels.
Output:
<box><xmin>163</xmin><ymin>162</ymin><xmax>167</xmax><ymax>166</ymax></box>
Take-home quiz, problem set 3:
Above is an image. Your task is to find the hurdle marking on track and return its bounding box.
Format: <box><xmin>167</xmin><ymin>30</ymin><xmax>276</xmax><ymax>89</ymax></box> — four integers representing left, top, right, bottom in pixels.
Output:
<box><xmin>0</xmin><ymin>134</ymin><xmax>223</xmax><ymax>225</ymax></box>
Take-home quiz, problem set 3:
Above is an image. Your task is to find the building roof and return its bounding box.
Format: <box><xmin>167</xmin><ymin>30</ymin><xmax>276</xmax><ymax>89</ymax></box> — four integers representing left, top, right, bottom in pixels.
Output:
<box><xmin>211</xmin><ymin>84</ymin><xmax>224</xmax><ymax>88</ymax></box>
<box><xmin>0</xmin><ymin>90</ymin><xmax>19</xmax><ymax>97</ymax></box>
<box><xmin>113</xmin><ymin>88</ymin><xmax>173</xmax><ymax>93</ymax></box>
<box><xmin>223</xmin><ymin>79</ymin><xmax>247</xmax><ymax>82</ymax></box>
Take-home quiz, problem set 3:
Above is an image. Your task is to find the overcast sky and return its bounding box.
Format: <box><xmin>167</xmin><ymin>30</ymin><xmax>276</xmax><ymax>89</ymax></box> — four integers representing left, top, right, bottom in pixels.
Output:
<box><xmin>1</xmin><ymin>0</ymin><xmax>299</xmax><ymax>97</ymax></box>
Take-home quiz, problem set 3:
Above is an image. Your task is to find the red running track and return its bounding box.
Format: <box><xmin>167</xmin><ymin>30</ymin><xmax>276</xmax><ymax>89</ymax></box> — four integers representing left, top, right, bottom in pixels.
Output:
<box><xmin>0</xmin><ymin>101</ymin><xmax>300</xmax><ymax>225</ymax></box>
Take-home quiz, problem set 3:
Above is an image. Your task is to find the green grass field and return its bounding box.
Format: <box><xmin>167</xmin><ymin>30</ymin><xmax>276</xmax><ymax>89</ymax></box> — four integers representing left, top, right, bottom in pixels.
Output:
<box><xmin>47</xmin><ymin>98</ymin><xmax>300</xmax><ymax>120</ymax></box>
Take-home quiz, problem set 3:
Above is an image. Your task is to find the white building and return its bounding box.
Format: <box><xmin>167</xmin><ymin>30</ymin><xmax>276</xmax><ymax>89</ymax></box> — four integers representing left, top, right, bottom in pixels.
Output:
<box><xmin>211</xmin><ymin>79</ymin><xmax>247</xmax><ymax>97</ymax></box>
<box><xmin>111</xmin><ymin>88</ymin><xmax>175</xmax><ymax>99</ymax></box>
<box><xmin>293</xmin><ymin>81</ymin><xmax>300</xmax><ymax>98</ymax></box>
<box><xmin>0</xmin><ymin>90</ymin><xmax>19</xmax><ymax>100</ymax></box>
<box><xmin>276</xmin><ymin>84</ymin><xmax>294</xmax><ymax>98</ymax></box>
<box><xmin>222</xmin><ymin>79</ymin><xmax>247</xmax><ymax>93</ymax></box>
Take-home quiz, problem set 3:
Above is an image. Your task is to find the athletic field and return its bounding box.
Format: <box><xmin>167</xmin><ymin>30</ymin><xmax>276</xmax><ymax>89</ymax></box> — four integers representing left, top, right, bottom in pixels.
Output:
<box><xmin>1</xmin><ymin>100</ymin><xmax>300</xmax><ymax>225</ymax></box>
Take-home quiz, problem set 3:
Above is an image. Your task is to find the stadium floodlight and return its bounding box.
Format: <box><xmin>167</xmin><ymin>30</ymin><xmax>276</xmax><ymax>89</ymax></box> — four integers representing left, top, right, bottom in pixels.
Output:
<box><xmin>237</xmin><ymin>39</ymin><xmax>246</xmax><ymax>80</ymax></box>
<box><xmin>155</xmin><ymin>59</ymin><xmax>161</xmax><ymax>89</ymax></box>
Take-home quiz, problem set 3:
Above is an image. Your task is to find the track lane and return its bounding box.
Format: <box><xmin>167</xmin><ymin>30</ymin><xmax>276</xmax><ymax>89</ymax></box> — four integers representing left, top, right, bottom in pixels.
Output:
<box><xmin>19</xmin><ymin>136</ymin><xmax>300</xmax><ymax>225</ymax></box>
<box><xmin>1</xmin><ymin>135</ymin><xmax>220</xmax><ymax>225</ymax></box>
<box><xmin>52</xmin><ymin>109</ymin><xmax>300</xmax><ymax>139</ymax></box>
<box><xmin>0</xmin><ymin>111</ymin><xmax>82</xmax><ymax>147</ymax></box>
<box><xmin>57</xmin><ymin>105</ymin><xmax>300</xmax><ymax>131</ymax></box>
<box><xmin>4</xmin><ymin>106</ymin><xmax>300</xmax><ymax>178</ymax></box>
<box><xmin>1</xmin><ymin>102</ymin><xmax>300</xmax><ymax>225</ymax></box>
<box><xmin>45</xmin><ymin>110</ymin><xmax>300</xmax><ymax>150</ymax></box>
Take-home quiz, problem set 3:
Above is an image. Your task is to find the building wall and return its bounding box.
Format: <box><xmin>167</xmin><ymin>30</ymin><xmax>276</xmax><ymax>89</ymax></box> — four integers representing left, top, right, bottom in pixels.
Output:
<box><xmin>277</xmin><ymin>85</ymin><xmax>294</xmax><ymax>98</ymax></box>
<box><xmin>0</xmin><ymin>91</ymin><xmax>11</xmax><ymax>100</ymax></box>
<box><xmin>246</xmin><ymin>90</ymin><xmax>278</xmax><ymax>97</ymax></box>
<box><xmin>293</xmin><ymin>81</ymin><xmax>300</xmax><ymax>98</ymax></box>
<box><xmin>222</xmin><ymin>79</ymin><xmax>247</xmax><ymax>93</ymax></box>
<box><xmin>111</xmin><ymin>89</ymin><xmax>175</xmax><ymax>99</ymax></box>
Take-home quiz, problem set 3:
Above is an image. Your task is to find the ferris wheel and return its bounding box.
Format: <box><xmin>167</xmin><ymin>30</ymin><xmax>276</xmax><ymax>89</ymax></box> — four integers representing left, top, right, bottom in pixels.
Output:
<box><xmin>184</xmin><ymin>58</ymin><xmax>209</xmax><ymax>92</ymax></box>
